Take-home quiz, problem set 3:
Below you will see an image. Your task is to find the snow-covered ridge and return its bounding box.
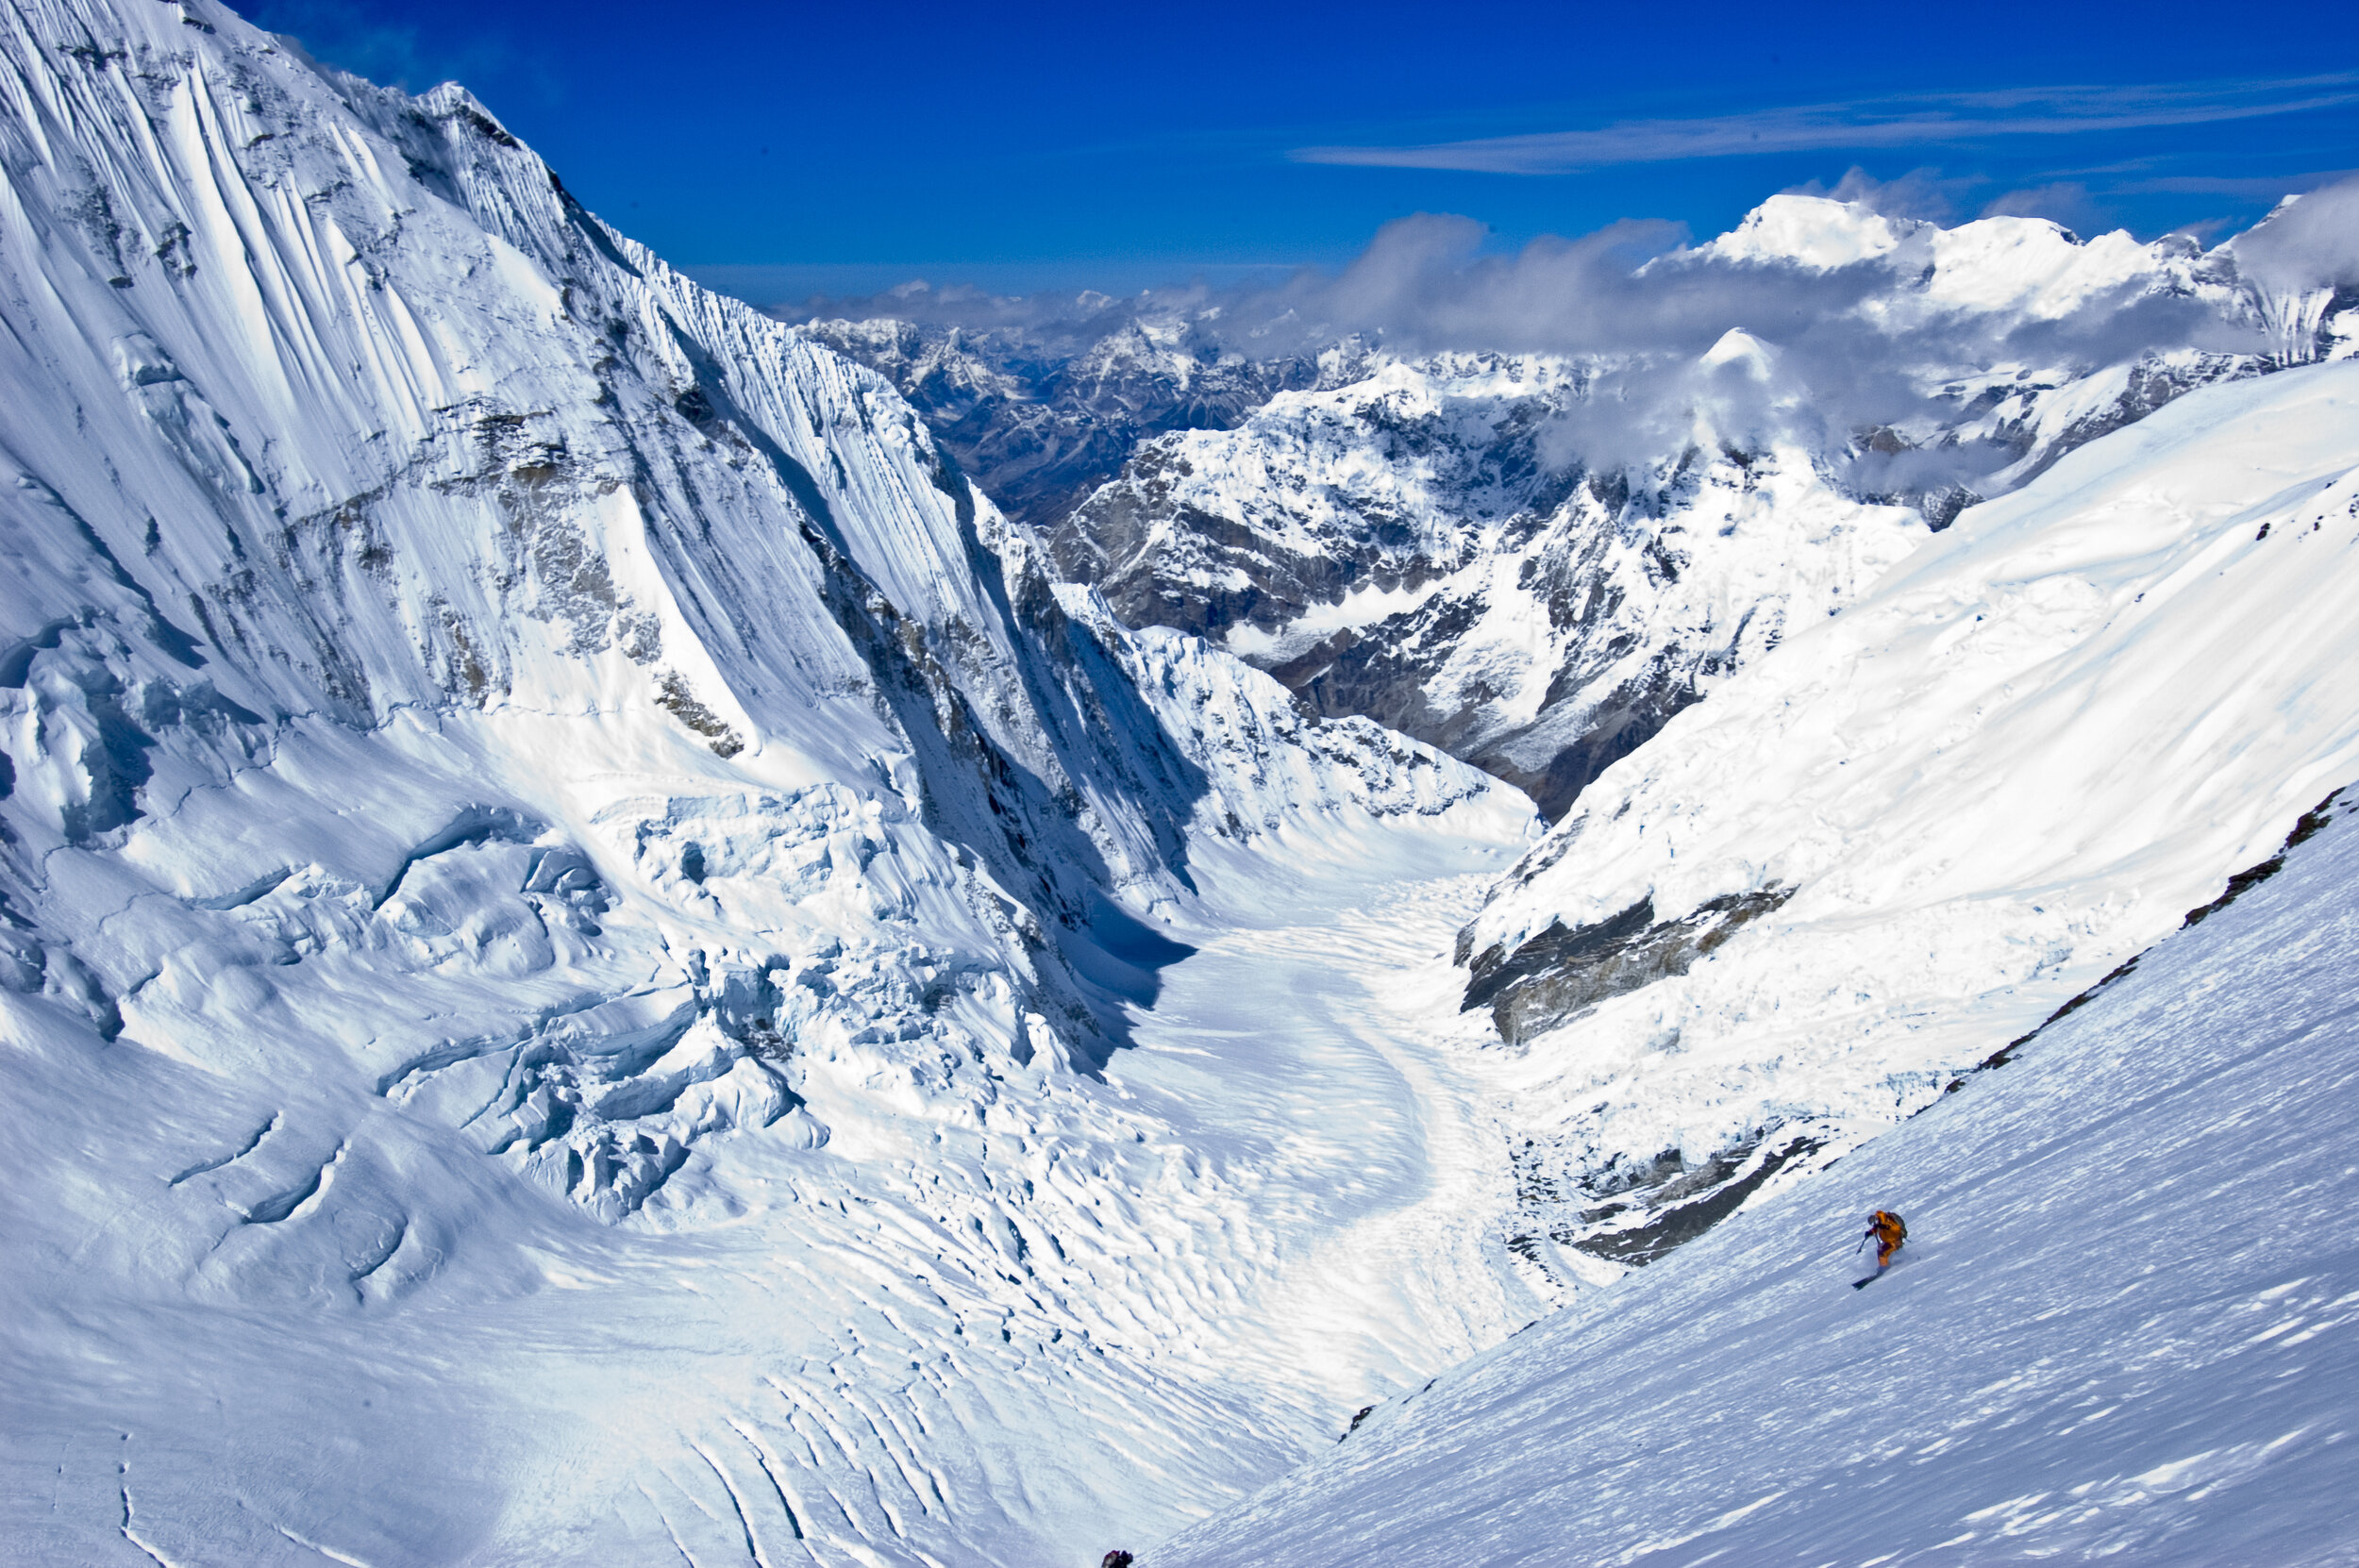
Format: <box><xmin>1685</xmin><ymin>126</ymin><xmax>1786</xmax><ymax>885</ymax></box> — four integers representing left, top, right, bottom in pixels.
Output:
<box><xmin>1460</xmin><ymin>359</ymin><xmax>2359</xmax><ymax>1273</ymax></box>
<box><xmin>1703</xmin><ymin>192</ymin><xmax>2198</xmax><ymax>322</ymax></box>
<box><xmin>794</xmin><ymin>305</ymin><xmax>1358</xmax><ymax>531</ymax></box>
<box><xmin>0</xmin><ymin>0</ymin><xmax>1160</xmax><ymax>1191</ymax></box>
<box><xmin>0</xmin><ymin>2</ymin><xmax>1535</xmax><ymax>1561</ymax></box>
<box><xmin>1054</xmin><ymin>351</ymin><xmax>1931</xmax><ymax>817</ymax></box>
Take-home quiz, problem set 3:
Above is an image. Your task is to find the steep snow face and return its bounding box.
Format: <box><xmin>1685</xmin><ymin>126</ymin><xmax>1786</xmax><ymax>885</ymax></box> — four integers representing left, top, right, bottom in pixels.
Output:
<box><xmin>1046</xmin><ymin>196</ymin><xmax>2316</xmax><ymax>821</ymax></box>
<box><xmin>1159</xmin><ymin>777</ymin><xmax>2359</xmax><ymax>1567</ymax></box>
<box><xmin>0</xmin><ymin>0</ymin><xmax>1207</xmax><ymax>1213</ymax></box>
<box><xmin>1457</xmin><ymin>359</ymin><xmax>2359</xmax><ymax>1274</ymax></box>
<box><xmin>0</xmin><ymin>1</ymin><xmax>1542</xmax><ymax>1561</ymax></box>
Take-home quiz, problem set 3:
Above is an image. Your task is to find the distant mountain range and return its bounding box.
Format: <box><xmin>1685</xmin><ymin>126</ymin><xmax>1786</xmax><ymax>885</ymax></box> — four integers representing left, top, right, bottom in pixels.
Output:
<box><xmin>797</xmin><ymin>200</ymin><xmax>2353</xmax><ymax>816</ymax></box>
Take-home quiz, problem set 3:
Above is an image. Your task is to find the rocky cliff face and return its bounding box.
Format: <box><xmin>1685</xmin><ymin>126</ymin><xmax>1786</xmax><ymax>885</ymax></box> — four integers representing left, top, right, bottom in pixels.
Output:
<box><xmin>1051</xmin><ymin>351</ymin><xmax>1937</xmax><ymax>817</ymax></box>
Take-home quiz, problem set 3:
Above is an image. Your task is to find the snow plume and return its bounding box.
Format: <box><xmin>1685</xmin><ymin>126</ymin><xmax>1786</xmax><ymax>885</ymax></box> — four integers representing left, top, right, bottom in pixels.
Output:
<box><xmin>2230</xmin><ymin>175</ymin><xmax>2359</xmax><ymax>290</ymax></box>
<box><xmin>2226</xmin><ymin>175</ymin><xmax>2359</xmax><ymax>362</ymax></box>
<box><xmin>1782</xmin><ymin>164</ymin><xmax>1966</xmax><ymax>222</ymax></box>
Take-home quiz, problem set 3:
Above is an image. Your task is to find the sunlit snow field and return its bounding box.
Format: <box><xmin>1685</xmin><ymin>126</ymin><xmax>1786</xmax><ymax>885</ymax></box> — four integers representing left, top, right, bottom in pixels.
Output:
<box><xmin>1163</xmin><ymin>790</ymin><xmax>2359</xmax><ymax>1567</ymax></box>
<box><xmin>1</xmin><ymin>801</ymin><xmax>1543</xmax><ymax>1567</ymax></box>
<box><xmin>7</xmin><ymin>0</ymin><xmax>2359</xmax><ymax>1561</ymax></box>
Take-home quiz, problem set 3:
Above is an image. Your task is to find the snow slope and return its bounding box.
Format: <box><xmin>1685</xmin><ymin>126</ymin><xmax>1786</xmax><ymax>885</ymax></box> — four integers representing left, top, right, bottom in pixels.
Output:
<box><xmin>0</xmin><ymin>0</ymin><xmax>1543</xmax><ymax>1560</ymax></box>
<box><xmin>1460</xmin><ymin>359</ymin><xmax>2359</xmax><ymax>1271</ymax></box>
<box><xmin>1157</xmin><ymin>776</ymin><xmax>2359</xmax><ymax>1567</ymax></box>
<box><xmin>1</xmin><ymin>792</ymin><xmax>1540</xmax><ymax>1568</ymax></box>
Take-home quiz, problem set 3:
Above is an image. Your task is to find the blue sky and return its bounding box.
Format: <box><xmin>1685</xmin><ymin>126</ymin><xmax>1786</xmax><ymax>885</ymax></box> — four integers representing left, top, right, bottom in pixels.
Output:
<box><xmin>230</xmin><ymin>0</ymin><xmax>2359</xmax><ymax>300</ymax></box>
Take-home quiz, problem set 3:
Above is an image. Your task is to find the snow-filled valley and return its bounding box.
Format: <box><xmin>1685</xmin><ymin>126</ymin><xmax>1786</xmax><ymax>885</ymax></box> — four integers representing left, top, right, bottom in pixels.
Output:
<box><xmin>6</xmin><ymin>0</ymin><xmax>2359</xmax><ymax>1562</ymax></box>
<box><xmin>0</xmin><ymin>0</ymin><xmax>1539</xmax><ymax>1560</ymax></box>
<box><xmin>1158</xmin><ymin>744</ymin><xmax>2359</xmax><ymax>1568</ymax></box>
<box><xmin>2</xmin><ymin>799</ymin><xmax>1541</xmax><ymax>1566</ymax></box>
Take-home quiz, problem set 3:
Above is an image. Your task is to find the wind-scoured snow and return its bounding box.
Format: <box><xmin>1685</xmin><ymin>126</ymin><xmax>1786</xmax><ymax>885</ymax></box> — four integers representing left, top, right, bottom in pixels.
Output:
<box><xmin>1463</xmin><ymin>359</ymin><xmax>2359</xmax><ymax>1269</ymax></box>
<box><xmin>1158</xmin><ymin>776</ymin><xmax>2359</xmax><ymax>1567</ymax></box>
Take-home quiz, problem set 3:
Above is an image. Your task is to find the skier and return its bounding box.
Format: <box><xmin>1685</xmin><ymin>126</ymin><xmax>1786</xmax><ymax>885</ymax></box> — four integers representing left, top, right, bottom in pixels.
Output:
<box><xmin>1102</xmin><ymin>1553</ymin><xmax>1135</xmax><ymax>1568</ymax></box>
<box><xmin>1864</xmin><ymin>1209</ymin><xmax>1907</xmax><ymax>1270</ymax></box>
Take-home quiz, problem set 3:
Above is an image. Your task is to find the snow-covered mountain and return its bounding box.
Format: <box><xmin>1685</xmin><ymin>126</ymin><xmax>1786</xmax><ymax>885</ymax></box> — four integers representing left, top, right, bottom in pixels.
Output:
<box><xmin>1455</xmin><ymin>358</ymin><xmax>2359</xmax><ymax>1276</ymax></box>
<box><xmin>0</xmin><ymin>2</ymin><xmax>1538</xmax><ymax>1561</ymax></box>
<box><xmin>11</xmin><ymin>0</ymin><xmax>2359</xmax><ymax>1561</ymax></box>
<box><xmin>1052</xmin><ymin>348</ymin><xmax>1929</xmax><ymax>816</ymax></box>
<box><xmin>1158</xmin><ymin>758</ymin><xmax>2359</xmax><ymax>1565</ymax></box>
<box><xmin>1047</xmin><ymin>198</ymin><xmax>2343</xmax><ymax>818</ymax></box>
<box><xmin>795</xmin><ymin>299</ymin><xmax>1356</xmax><ymax>531</ymax></box>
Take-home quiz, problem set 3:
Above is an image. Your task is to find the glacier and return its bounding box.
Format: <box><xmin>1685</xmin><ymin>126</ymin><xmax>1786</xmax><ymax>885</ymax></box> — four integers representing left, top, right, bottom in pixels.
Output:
<box><xmin>0</xmin><ymin>0</ymin><xmax>1544</xmax><ymax>1562</ymax></box>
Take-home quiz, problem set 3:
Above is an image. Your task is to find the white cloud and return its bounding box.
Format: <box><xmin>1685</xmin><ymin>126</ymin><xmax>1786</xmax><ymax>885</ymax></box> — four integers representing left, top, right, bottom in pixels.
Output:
<box><xmin>1292</xmin><ymin>76</ymin><xmax>2359</xmax><ymax>175</ymax></box>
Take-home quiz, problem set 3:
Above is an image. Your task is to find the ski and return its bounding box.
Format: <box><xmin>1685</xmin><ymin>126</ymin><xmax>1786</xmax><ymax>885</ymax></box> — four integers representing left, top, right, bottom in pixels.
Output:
<box><xmin>1852</xmin><ymin>1272</ymin><xmax>1884</xmax><ymax>1290</ymax></box>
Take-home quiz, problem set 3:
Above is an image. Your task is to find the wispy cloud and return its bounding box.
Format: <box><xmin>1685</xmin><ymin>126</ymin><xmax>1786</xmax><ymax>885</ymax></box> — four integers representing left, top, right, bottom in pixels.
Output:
<box><xmin>1292</xmin><ymin>76</ymin><xmax>2359</xmax><ymax>175</ymax></box>
<box><xmin>2110</xmin><ymin>169</ymin><xmax>2359</xmax><ymax>198</ymax></box>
